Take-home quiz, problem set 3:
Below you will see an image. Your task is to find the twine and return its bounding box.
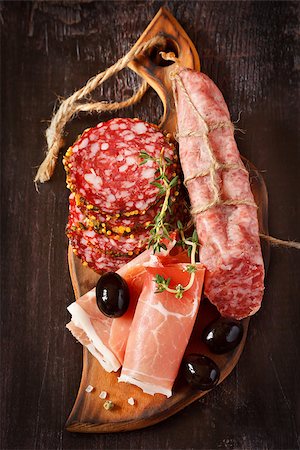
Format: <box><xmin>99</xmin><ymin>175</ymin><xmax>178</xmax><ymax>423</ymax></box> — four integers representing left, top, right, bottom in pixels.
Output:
<box><xmin>259</xmin><ymin>234</ymin><xmax>300</xmax><ymax>250</ymax></box>
<box><xmin>35</xmin><ymin>35</ymin><xmax>167</xmax><ymax>183</ymax></box>
<box><xmin>184</xmin><ymin>162</ymin><xmax>248</xmax><ymax>188</ymax></box>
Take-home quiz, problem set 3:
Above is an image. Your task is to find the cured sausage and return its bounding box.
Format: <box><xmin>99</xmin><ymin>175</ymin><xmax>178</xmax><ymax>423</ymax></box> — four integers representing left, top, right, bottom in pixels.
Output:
<box><xmin>174</xmin><ymin>68</ymin><xmax>264</xmax><ymax>319</ymax></box>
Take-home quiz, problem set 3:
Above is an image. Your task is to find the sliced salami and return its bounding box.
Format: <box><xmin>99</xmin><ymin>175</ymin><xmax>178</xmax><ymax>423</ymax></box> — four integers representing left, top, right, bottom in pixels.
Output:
<box><xmin>174</xmin><ymin>68</ymin><xmax>265</xmax><ymax>319</ymax></box>
<box><xmin>67</xmin><ymin>228</ymin><xmax>132</xmax><ymax>273</ymax></box>
<box><xmin>73</xmin><ymin>194</ymin><xmax>156</xmax><ymax>231</ymax></box>
<box><xmin>64</xmin><ymin>118</ymin><xmax>177</xmax><ymax>215</ymax></box>
<box><xmin>73</xmin><ymin>193</ymin><xmax>177</xmax><ymax>235</ymax></box>
<box><xmin>67</xmin><ymin>196</ymin><xmax>149</xmax><ymax>257</ymax></box>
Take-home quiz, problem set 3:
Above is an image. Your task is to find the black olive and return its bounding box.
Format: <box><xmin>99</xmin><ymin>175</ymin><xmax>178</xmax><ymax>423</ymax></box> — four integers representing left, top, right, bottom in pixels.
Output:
<box><xmin>202</xmin><ymin>318</ymin><xmax>243</xmax><ymax>354</ymax></box>
<box><xmin>96</xmin><ymin>272</ymin><xmax>129</xmax><ymax>318</ymax></box>
<box><xmin>183</xmin><ymin>354</ymin><xmax>220</xmax><ymax>390</ymax></box>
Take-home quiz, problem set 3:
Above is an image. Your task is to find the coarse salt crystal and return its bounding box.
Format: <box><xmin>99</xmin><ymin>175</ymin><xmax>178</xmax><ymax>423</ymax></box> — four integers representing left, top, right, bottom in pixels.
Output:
<box><xmin>127</xmin><ymin>397</ymin><xmax>135</xmax><ymax>406</ymax></box>
<box><xmin>99</xmin><ymin>391</ymin><xmax>107</xmax><ymax>399</ymax></box>
<box><xmin>85</xmin><ymin>385</ymin><xmax>94</xmax><ymax>393</ymax></box>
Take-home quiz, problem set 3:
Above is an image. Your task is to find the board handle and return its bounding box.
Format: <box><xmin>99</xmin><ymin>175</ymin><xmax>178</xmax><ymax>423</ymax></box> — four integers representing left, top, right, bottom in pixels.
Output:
<box><xmin>128</xmin><ymin>7</ymin><xmax>200</xmax><ymax>134</ymax></box>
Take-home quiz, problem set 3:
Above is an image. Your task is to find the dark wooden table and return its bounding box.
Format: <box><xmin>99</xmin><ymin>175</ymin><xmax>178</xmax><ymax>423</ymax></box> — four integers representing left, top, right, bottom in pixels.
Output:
<box><xmin>1</xmin><ymin>2</ymin><xmax>299</xmax><ymax>449</ymax></box>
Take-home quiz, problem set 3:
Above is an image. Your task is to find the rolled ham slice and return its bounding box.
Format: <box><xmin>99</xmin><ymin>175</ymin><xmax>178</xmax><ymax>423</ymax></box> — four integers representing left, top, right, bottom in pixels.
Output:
<box><xmin>174</xmin><ymin>68</ymin><xmax>265</xmax><ymax>319</ymax></box>
<box><xmin>119</xmin><ymin>263</ymin><xmax>205</xmax><ymax>397</ymax></box>
<box><xmin>66</xmin><ymin>298</ymin><xmax>120</xmax><ymax>372</ymax></box>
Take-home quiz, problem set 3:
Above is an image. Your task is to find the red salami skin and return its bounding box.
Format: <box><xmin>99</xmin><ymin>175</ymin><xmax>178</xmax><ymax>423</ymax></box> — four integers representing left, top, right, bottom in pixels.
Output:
<box><xmin>64</xmin><ymin>118</ymin><xmax>176</xmax><ymax>215</ymax></box>
<box><xmin>175</xmin><ymin>68</ymin><xmax>265</xmax><ymax>319</ymax></box>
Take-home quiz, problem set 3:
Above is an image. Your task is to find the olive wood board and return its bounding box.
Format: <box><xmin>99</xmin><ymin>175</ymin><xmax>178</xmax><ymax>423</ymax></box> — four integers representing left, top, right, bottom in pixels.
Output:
<box><xmin>65</xmin><ymin>8</ymin><xmax>269</xmax><ymax>433</ymax></box>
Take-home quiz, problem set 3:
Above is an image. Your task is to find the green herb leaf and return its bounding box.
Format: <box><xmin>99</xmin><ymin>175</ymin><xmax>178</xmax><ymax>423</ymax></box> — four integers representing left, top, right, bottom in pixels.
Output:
<box><xmin>169</xmin><ymin>175</ymin><xmax>179</xmax><ymax>188</ymax></box>
<box><xmin>175</xmin><ymin>284</ymin><xmax>184</xmax><ymax>299</ymax></box>
<box><xmin>150</xmin><ymin>181</ymin><xmax>165</xmax><ymax>190</ymax></box>
<box><xmin>192</xmin><ymin>229</ymin><xmax>198</xmax><ymax>243</ymax></box>
<box><xmin>164</xmin><ymin>156</ymin><xmax>173</xmax><ymax>165</ymax></box>
<box><xmin>186</xmin><ymin>264</ymin><xmax>197</xmax><ymax>273</ymax></box>
<box><xmin>177</xmin><ymin>220</ymin><xmax>183</xmax><ymax>230</ymax></box>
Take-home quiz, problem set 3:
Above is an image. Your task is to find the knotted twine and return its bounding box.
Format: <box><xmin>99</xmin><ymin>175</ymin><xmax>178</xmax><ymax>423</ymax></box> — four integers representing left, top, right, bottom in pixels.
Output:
<box><xmin>34</xmin><ymin>35</ymin><xmax>167</xmax><ymax>184</ymax></box>
<box><xmin>161</xmin><ymin>51</ymin><xmax>300</xmax><ymax>250</ymax></box>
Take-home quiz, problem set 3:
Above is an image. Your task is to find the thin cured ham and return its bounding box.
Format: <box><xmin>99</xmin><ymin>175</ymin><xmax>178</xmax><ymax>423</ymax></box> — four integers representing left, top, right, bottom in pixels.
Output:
<box><xmin>66</xmin><ymin>295</ymin><xmax>120</xmax><ymax>372</ymax></box>
<box><xmin>119</xmin><ymin>263</ymin><xmax>205</xmax><ymax>397</ymax></box>
<box><xmin>66</xmin><ymin>239</ymin><xmax>177</xmax><ymax>370</ymax></box>
<box><xmin>174</xmin><ymin>67</ymin><xmax>265</xmax><ymax>319</ymax></box>
<box><xmin>109</xmin><ymin>238</ymin><xmax>188</xmax><ymax>363</ymax></box>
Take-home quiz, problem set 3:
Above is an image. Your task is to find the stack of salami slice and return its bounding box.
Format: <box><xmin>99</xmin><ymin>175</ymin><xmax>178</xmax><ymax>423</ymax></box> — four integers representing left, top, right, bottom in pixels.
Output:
<box><xmin>63</xmin><ymin>118</ymin><xmax>178</xmax><ymax>273</ymax></box>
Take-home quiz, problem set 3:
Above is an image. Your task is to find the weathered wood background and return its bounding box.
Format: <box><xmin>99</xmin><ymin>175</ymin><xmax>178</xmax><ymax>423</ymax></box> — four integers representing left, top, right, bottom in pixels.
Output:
<box><xmin>1</xmin><ymin>1</ymin><xmax>299</xmax><ymax>449</ymax></box>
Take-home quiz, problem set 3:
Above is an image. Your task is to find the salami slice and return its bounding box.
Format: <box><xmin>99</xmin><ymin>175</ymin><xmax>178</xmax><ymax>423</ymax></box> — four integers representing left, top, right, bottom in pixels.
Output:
<box><xmin>73</xmin><ymin>194</ymin><xmax>173</xmax><ymax>235</ymax></box>
<box><xmin>174</xmin><ymin>68</ymin><xmax>265</xmax><ymax>319</ymax></box>
<box><xmin>68</xmin><ymin>226</ymin><xmax>132</xmax><ymax>273</ymax></box>
<box><xmin>67</xmin><ymin>196</ymin><xmax>149</xmax><ymax>257</ymax></box>
<box><xmin>63</xmin><ymin>118</ymin><xmax>177</xmax><ymax>215</ymax></box>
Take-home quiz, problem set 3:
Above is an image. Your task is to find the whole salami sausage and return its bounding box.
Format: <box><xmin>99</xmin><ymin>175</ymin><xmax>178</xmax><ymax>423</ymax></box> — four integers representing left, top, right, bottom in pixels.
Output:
<box><xmin>174</xmin><ymin>67</ymin><xmax>265</xmax><ymax>319</ymax></box>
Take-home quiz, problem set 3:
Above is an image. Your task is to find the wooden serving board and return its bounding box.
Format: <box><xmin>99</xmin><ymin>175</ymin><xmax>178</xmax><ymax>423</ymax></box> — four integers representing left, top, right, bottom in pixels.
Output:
<box><xmin>65</xmin><ymin>8</ymin><xmax>269</xmax><ymax>433</ymax></box>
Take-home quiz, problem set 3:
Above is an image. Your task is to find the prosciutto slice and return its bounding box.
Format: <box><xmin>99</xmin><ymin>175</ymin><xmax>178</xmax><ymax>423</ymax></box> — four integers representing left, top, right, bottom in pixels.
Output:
<box><xmin>66</xmin><ymin>239</ymin><xmax>177</xmax><ymax>370</ymax></box>
<box><xmin>174</xmin><ymin>68</ymin><xmax>265</xmax><ymax>319</ymax></box>
<box><xmin>66</xmin><ymin>294</ymin><xmax>120</xmax><ymax>372</ymax></box>
<box><xmin>119</xmin><ymin>263</ymin><xmax>205</xmax><ymax>397</ymax></box>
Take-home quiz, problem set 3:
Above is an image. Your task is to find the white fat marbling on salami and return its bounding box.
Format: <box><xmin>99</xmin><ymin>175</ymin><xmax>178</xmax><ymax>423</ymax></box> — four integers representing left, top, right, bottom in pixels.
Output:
<box><xmin>124</xmin><ymin>134</ymin><xmax>135</xmax><ymax>141</ymax></box>
<box><xmin>132</xmin><ymin>122</ymin><xmax>147</xmax><ymax>134</ymax></box>
<box><xmin>90</xmin><ymin>143</ymin><xmax>100</xmax><ymax>155</ymax></box>
<box><xmin>119</xmin><ymin>164</ymin><xmax>128</xmax><ymax>173</ymax></box>
<box><xmin>79</xmin><ymin>138</ymin><xmax>89</xmax><ymax>149</ymax></box>
<box><xmin>65</xmin><ymin>118</ymin><xmax>177</xmax><ymax>215</ymax></box>
<box><xmin>84</xmin><ymin>172</ymin><xmax>103</xmax><ymax>189</ymax></box>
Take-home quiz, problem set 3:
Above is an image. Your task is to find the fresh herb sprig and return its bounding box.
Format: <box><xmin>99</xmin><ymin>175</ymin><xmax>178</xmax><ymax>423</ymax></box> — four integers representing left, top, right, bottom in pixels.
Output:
<box><xmin>140</xmin><ymin>151</ymin><xmax>199</xmax><ymax>299</ymax></box>
<box><xmin>139</xmin><ymin>149</ymin><xmax>178</xmax><ymax>253</ymax></box>
<box><xmin>153</xmin><ymin>222</ymin><xmax>199</xmax><ymax>299</ymax></box>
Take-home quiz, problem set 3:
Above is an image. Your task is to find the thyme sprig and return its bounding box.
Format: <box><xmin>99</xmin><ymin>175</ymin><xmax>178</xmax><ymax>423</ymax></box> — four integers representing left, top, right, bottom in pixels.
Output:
<box><xmin>154</xmin><ymin>222</ymin><xmax>199</xmax><ymax>299</ymax></box>
<box><xmin>140</xmin><ymin>151</ymin><xmax>199</xmax><ymax>299</ymax></box>
<box><xmin>139</xmin><ymin>149</ymin><xmax>178</xmax><ymax>253</ymax></box>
